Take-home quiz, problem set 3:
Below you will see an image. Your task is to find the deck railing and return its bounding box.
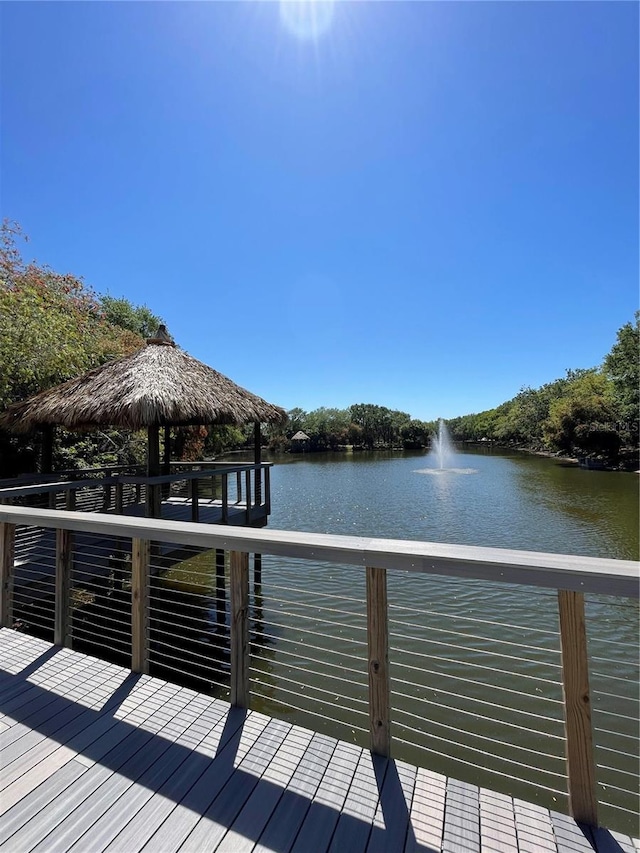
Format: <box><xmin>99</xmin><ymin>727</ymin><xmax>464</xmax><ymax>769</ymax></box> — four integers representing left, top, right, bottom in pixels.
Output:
<box><xmin>0</xmin><ymin>462</ymin><xmax>272</xmax><ymax>522</ymax></box>
<box><xmin>0</xmin><ymin>503</ymin><xmax>637</xmax><ymax>833</ymax></box>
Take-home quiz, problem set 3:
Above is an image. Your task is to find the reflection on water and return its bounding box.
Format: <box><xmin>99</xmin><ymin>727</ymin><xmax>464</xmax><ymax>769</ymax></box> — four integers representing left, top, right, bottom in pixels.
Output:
<box><xmin>414</xmin><ymin>467</ymin><xmax>478</xmax><ymax>475</ymax></box>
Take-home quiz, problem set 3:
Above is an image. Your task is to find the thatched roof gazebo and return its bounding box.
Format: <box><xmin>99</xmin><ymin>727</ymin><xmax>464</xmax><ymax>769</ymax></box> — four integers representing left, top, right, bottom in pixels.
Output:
<box><xmin>0</xmin><ymin>327</ymin><xmax>286</xmax><ymax>514</ymax></box>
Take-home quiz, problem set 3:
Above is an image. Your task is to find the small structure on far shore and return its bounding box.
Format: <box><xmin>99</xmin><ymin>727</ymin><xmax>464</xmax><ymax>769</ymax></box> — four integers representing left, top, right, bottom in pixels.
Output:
<box><xmin>291</xmin><ymin>430</ymin><xmax>311</xmax><ymax>452</ymax></box>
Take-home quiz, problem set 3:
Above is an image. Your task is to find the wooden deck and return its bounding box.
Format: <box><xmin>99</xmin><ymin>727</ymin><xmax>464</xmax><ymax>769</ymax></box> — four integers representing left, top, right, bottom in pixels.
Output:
<box><xmin>0</xmin><ymin>629</ymin><xmax>637</xmax><ymax>853</ymax></box>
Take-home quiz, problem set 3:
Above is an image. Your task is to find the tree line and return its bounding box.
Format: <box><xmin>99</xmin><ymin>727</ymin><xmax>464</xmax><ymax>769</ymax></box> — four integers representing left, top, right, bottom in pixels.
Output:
<box><xmin>446</xmin><ymin>315</ymin><xmax>639</xmax><ymax>466</ymax></box>
<box><xmin>1</xmin><ymin>219</ymin><xmax>636</xmax><ymax>473</ymax></box>
<box><xmin>267</xmin><ymin>314</ymin><xmax>638</xmax><ymax>467</ymax></box>
<box><xmin>267</xmin><ymin>404</ymin><xmax>437</xmax><ymax>452</ymax></box>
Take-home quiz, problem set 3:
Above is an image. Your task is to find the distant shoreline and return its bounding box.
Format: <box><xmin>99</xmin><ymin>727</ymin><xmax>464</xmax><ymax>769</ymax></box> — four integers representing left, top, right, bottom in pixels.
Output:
<box><xmin>459</xmin><ymin>440</ymin><xmax>638</xmax><ymax>472</ymax></box>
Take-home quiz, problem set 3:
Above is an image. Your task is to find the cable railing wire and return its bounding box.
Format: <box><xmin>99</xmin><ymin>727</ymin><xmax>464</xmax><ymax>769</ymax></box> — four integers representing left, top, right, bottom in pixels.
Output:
<box><xmin>390</xmin><ymin>628</ymin><xmax>562</xmax><ymax>670</ymax></box>
<box><xmin>391</xmin><ymin>643</ymin><xmax>562</xmax><ymax>685</ymax></box>
<box><xmin>390</xmin><ymin>678</ymin><xmax>564</xmax><ymax>729</ymax></box>
<box><xmin>388</xmin><ymin>615</ymin><xmax>561</xmax><ymax>655</ymax></box>
<box><xmin>391</xmin><ymin>701</ymin><xmax>565</xmax><ymax>762</ymax></box>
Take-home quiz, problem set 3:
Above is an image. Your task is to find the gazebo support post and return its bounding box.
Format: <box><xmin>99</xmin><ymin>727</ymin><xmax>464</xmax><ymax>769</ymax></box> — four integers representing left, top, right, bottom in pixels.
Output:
<box><xmin>146</xmin><ymin>425</ymin><xmax>161</xmax><ymax>518</ymax></box>
<box><xmin>41</xmin><ymin>425</ymin><xmax>54</xmax><ymax>475</ymax></box>
<box><xmin>254</xmin><ymin>423</ymin><xmax>261</xmax><ymax>466</ymax></box>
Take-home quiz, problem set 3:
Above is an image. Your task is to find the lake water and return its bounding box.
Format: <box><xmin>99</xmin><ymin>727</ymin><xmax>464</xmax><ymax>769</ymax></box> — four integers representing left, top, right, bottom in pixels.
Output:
<box><xmin>264</xmin><ymin>446</ymin><xmax>638</xmax><ymax>560</ymax></box>
<box><xmin>176</xmin><ymin>446</ymin><xmax>638</xmax><ymax>833</ymax></box>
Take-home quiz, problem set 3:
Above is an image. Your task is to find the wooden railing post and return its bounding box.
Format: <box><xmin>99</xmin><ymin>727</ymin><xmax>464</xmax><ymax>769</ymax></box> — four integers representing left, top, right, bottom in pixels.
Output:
<box><xmin>146</xmin><ymin>425</ymin><xmax>161</xmax><ymax>518</ymax></box>
<box><xmin>558</xmin><ymin>589</ymin><xmax>598</xmax><ymax>826</ymax></box>
<box><xmin>55</xmin><ymin>528</ymin><xmax>73</xmax><ymax>647</ymax></box>
<box><xmin>66</xmin><ymin>490</ymin><xmax>76</xmax><ymax>511</ymax></box>
<box><xmin>0</xmin><ymin>522</ymin><xmax>15</xmax><ymax>628</ymax></box>
<box><xmin>236</xmin><ymin>472</ymin><xmax>242</xmax><ymax>504</ymax></box>
<box><xmin>115</xmin><ymin>482</ymin><xmax>123</xmax><ymax>515</ymax></box>
<box><xmin>367</xmin><ymin>565</ymin><xmax>391</xmax><ymax>757</ymax></box>
<box><xmin>132</xmin><ymin>538</ymin><xmax>150</xmax><ymax>674</ymax></box>
<box><xmin>230</xmin><ymin>550</ymin><xmax>249</xmax><ymax>707</ymax></box>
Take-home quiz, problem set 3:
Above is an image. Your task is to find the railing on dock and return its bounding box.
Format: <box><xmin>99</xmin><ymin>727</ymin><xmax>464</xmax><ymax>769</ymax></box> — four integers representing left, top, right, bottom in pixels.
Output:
<box><xmin>0</xmin><ymin>462</ymin><xmax>272</xmax><ymax>524</ymax></box>
<box><xmin>0</xmin><ymin>504</ymin><xmax>637</xmax><ymax>835</ymax></box>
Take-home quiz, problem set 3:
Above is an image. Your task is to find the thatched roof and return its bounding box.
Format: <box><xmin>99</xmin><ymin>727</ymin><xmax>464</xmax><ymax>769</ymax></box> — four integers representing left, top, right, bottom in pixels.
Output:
<box><xmin>0</xmin><ymin>339</ymin><xmax>287</xmax><ymax>434</ymax></box>
<box><xmin>291</xmin><ymin>431</ymin><xmax>310</xmax><ymax>441</ymax></box>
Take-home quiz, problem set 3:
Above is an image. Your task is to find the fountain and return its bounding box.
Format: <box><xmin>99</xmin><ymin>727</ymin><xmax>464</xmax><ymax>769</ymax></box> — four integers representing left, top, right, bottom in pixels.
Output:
<box><xmin>430</xmin><ymin>418</ymin><xmax>455</xmax><ymax>470</ymax></box>
<box><xmin>414</xmin><ymin>418</ymin><xmax>478</xmax><ymax>475</ymax></box>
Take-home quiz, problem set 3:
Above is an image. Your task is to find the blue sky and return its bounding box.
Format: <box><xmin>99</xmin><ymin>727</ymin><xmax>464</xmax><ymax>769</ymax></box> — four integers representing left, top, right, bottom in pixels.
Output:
<box><xmin>1</xmin><ymin>1</ymin><xmax>637</xmax><ymax>421</ymax></box>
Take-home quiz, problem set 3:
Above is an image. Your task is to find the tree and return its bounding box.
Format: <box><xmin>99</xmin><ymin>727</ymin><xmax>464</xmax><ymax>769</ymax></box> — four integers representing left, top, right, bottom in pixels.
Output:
<box><xmin>0</xmin><ymin>220</ymin><xmax>162</xmax><ymax>475</ymax></box>
<box><xmin>100</xmin><ymin>295</ymin><xmax>164</xmax><ymax>339</ymax></box>
<box><xmin>204</xmin><ymin>425</ymin><xmax>246</xmax><ymax>456</ymax></box>
<box><xmin>286</xmin><ymin>408</ymin><xmax>308</xmax><ymax>437</ymax></box>
<box><xmin>303</xmin><ymin>407</ymin><xmax>351</xmax><ymax>450</ymax></box>
<box><xmin>400</xmin><ymin>419</ymin><xmax>431</xmax><ymax>449</ymax></box>
<box><xmin>543</xmin><ymin>371</ymin><xmax>620</xmax><ymax>459</ymax></box>
<box><xmin>604</xmin><ymin>312</ymin><xmax>639</xmax><ymax>445</ymax></box>
<box><xmin>0</xmin><ymin>221</ymin><xmax>143</xmax><ymax>413</ymax></box>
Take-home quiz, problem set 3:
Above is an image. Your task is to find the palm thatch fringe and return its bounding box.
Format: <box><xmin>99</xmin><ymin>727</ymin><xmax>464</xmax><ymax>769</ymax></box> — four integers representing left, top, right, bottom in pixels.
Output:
<box><xmin>0</xmin><ymin>341</ymin><xmax>287</xmax><ymax>433</ymax></box>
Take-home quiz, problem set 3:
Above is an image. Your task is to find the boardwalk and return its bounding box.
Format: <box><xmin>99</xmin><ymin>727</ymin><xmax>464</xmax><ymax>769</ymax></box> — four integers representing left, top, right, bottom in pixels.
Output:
<box><xmin>0</xmin><ymin>629</ymin><xmax>637</xmax><ymax>853</ymax></box>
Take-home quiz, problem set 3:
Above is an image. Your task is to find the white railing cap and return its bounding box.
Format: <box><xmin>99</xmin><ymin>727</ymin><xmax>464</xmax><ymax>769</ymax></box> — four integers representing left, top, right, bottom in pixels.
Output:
<box><xmin>1</xmin><ymin>504</ymin><xmax>638</xmax><ymax>597</ymax></box>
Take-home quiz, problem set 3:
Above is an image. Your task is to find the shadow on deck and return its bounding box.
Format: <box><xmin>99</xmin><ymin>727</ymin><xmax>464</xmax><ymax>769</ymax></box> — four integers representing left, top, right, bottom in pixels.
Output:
<box><xmin>2</xmin><ymin>629</ymin><xmax>635</xmax><ymax>853</ymax></box>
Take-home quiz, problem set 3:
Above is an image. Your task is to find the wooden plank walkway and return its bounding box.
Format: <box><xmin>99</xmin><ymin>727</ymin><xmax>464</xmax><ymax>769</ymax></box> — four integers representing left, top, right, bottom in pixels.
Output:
<box><xmin>0</xmin><ymin>628</ymin><xmax>637</xmax><ymax>853</ymax></box>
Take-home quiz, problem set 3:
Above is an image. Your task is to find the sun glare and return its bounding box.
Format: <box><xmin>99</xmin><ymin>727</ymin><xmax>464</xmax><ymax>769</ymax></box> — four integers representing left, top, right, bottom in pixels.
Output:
<box><xmin>279</xmin><ymin>0</ymin><xmax>335</xmax><ymax>41</ymax></box>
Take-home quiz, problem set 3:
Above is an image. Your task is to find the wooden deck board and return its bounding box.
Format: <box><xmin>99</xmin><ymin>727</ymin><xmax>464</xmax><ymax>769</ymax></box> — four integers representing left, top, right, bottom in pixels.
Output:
<box><xmin>0</xmin><ymin>628</ymin><xmax>637</xmax><ymax>853</ymax></box>
<box><xmin>290</xmin><ymin>740</ymin><xmax>362</xmax><ymax>852</ymax></box>
<box><xmin>28</xmin><ymin>688</ymin><xmax>204</xmax><ymax>853</ymax></box>
<box><xmin>404</xmin><ymin>766</ymin><xmax>447</xmax><ymax>852</ymax></box>
<box><xmin>177</xmin><ymin>717</ymin><xmax>293</xmax><ymax>852</ymax></box>
<box><xmin>328</xmin><ymin>750</ymin><xmax>383</xmax><ymax>853</ymax></box>
<box><xmin>366</xmin><ymin>758</ymin><xmax>416</xmax><ymax>853</ymax></box>
<box><xmin>135</xmin><ymin>711</ymin><xmax>273</xmax><ymax>853</ymax></box>
<box><xmin>92</xmin><ymin>701</ymin><xmax>240</xmax><ymax>853</ymax></box>
<box><xmin>215</xmin><ymin>725</ymin><xmax>315</xmax><ymax>853</ymax></box>
<box><xmin>0</xmin><ymin>674</ymin><xmax>162</xmax><ymax>802</ymax></box>
<box><xmin>253</xmin><ymin>733</ymin><xmax>337</xmax><ymax>853</ymax></box>
<box><xmin>0</xmin><ymin>683</ymin><xmax>188</xmax><ymax>852</ymax></box>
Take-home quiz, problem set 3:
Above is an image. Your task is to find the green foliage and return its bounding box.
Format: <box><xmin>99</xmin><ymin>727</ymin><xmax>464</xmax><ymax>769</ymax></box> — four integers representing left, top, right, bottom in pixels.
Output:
<box><xmin>349</xmin><ymin>403</ymin><xmax>413</xmax><ymax>449</ymax></box>
<box><xmin>0</xmin><ymin>221</ymin><xmax>143</xmax><ymax>413</ymax></box>
<box><xmin>446</xmin><ymin>314</ymin><xmax>638</xmax><ymax>465</ymax></box>
<box><xmin>100</xmin><ymin>295</ymin><xmax>164</xmax><ymax>339</ymax></box>
<box><xmin>543</xmin><ymin>371</ymin><xmax>620</xmax><ymax>458</ymax></box>
<box><xmin>400</xmin><ymin>419</ymin><xmax>434</xmax><ymax>449</ymax></box>
<box><xmin>270</xmin><ymin>404</ymin><xmax>432</xmax><ymax>452</ymax></box>
<box><xmin>203</xmin><ymin>425</ymin><xmax>247</xmax><ymax>456</ymax></box>
<box><xmin>0</xmin><ymin>220</ymin><xmax>162</xmax><ymax>476</ymax></box>
<box><xmin>604</xmin><ymin>311</ymin><xmax>639</xmax><ymax>444</ymax></box>
<box><xmin>53</xmin><ymin>428</ymin><xmax>149</xmax><ymax>472</ymax></box>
